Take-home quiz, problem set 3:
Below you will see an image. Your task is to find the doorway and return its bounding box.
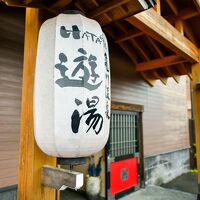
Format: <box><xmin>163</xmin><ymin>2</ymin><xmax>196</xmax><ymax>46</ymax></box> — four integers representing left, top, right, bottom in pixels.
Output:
<box><xmin>106</xmin><ymin>102</ymin><xmax>144</xmax><ymax>199</ymax></box>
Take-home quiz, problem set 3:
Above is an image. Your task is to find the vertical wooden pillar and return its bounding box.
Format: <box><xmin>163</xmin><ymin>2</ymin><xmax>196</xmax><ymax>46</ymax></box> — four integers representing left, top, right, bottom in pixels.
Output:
<box><xmin>192</xmin><ymin>62</ymin><xmax>200</xmax><ymax>199</ymax></box>
<box><xmin>18</xmin><ymin>8</ymin><xmax>56</xmax><ymax>200</ymax></box>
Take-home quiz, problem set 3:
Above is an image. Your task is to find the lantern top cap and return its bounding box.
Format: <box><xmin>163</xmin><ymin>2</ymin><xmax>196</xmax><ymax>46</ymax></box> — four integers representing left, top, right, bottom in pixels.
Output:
<box><xmin>62</xmin><ymin>10</ymin><xmax>85</xmax><ymax>16</ymax></box>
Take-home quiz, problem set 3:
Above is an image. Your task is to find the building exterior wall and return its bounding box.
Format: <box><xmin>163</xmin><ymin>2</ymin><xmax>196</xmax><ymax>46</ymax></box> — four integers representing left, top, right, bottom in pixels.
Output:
<box><xmin>110</xmin><ymin>42</ymin><xmax>190</xmax><ymax>157</ymax></box>
<box><xmin>0</xmin><ymin>6</ymin><xmax>24</xmax><ymax>190</ymax></box>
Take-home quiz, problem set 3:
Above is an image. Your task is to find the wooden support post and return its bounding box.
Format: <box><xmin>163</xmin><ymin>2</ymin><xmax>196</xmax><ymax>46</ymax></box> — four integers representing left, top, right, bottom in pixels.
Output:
<box><xmin>18</xmin><ymin>8</ymin><xmax>57</xmax><ymax>200</ymax></box>
<box><xmin>191</xmin><ymin>62</ymin><xmax>200</xmax><ymax>200</ymax></box>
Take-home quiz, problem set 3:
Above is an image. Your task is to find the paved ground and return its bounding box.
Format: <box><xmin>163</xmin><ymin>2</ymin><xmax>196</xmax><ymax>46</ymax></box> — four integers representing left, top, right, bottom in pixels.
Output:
<box><xmin>61</xmin><ymin>173</ymin><xmax>198</xmax><ymax>200</ymax></box>
<box><xmin>162</xmin><ymin>172</ymin><xmax>198</xmax><ymax>194</ymax></box>
<box><xmin>122</xmin><ymin>186</ymin><xmax>197</xmax><ymax>200</ymax></box>
<box><xmin>61</xmin><ymin>189</ymin><xmax>87</xmax><ymax>200</ymax></box>
<box><xmin>61</xmin><ymin>185</ymin><xmax>197</xmax><ymax>200</ymax></box>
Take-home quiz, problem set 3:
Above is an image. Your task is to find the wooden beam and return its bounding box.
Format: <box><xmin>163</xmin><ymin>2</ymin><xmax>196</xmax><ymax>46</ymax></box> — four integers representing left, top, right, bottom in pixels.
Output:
<box><xmin>86</xmin><ymin>0</ymin><xmax>156</xmax><ymax>26</ymax></box>
<box><xmin>183</xmin><ymin>21</ymin><xmax>199</xmax><ymax>47</ymax></box>
<box><xmin>166</xmin><ymin>0</ymin><xmax>179</xmax><ymax>15</ymax></box>
<box><xmin>74</xmin><ymin>1</ymin><xmax>85</xmax><ymax>13</ymax></box>
<box><xmin>2</xmin><ymin>0</ymin><xmax>24</xmax><ymax>7</ymax></box>
<box><xmin>114</xmin><ymin>21</ymin><xmax>128</xmax><ymax>33</ymax></box>
<box><xmin>155</xmin><ymin>0</ymin><xmax>161</xmax><ymax>15</ymax></box>
<box><xmin>146</xmin><ymin>36</ymin><xmax>181</xmax><ymax>83</ymax></box>
<box><xmin>18</xmin><ymin>8</ymin><xmax>56</xmax><ymax>200</ymax></box>
<box><xmin>87</xmin><ymin>0</ymin><xmax>130</xmax><ymax>18</ymax></box>
<box><xmin>136</xmin><ymin>55</ymin><xmax>186</xmax><ymax>71</ymax></box>
<box><xmin>175</xmin><ymin>20</ymin><xmax>184</xmax><ymax>35</ymax></box>
<box><xmin>163</xmin><ymin>67</ymin><xmax>180</xmax><ymax>83</ymax></box>
<box><xmin>90</xmin><ymin>0</ymin><xmax>112</xmax><ymax>22</ymax></box>
<box><xmin>119</xmin><ymin>42</ymin><xmax>138</xmax><ymax>65</ymax></box>
<box><xmin>146</xmin><ymin>36</ymin><xmax>164</xmax><ymax>57</ymax></box>
<box><xmin>140</xmin><ymin>72</ymin><xmax>156</xmax><ymax>86</ymax></box>
<box><xmin>115</xmin><ymin>31</ymin><xmax>144</xmax><ymax>43</ymax></box>
<box><xmin>127</xmin><ymin>8</ymin><xmax>199</xmax><ymax>63</ymax></box>
<box><xmin>193</xmin><ymin>0</ymin><xmax>200</xmax><ymax>12</ymax></box>
<box><xmin>165</xmin><ymin>7</ymin><xmax>200</xmax><ymax>24</ymax></box>
<box><xmin>151</xmin><ymin>70</ymin><xmax>168</xmax><ymax>85</ymax></box>
<box><xmin>47</xmin><ymin>0</ymin><xmax>72</xmax><ymax>13</ymax></box>
<box><xmin>178</xmin><ymin>63</ymin><xmax>192</xmax><ymax>80</ymax></box>
<box><xmin>2</xmin><ymin>0</ymin><xmax>72</xmax><ymax>13</ymax></box>
<box><xmin>191</xmin><ymin>62</ymin><xmax>200</xmax><ymax>198</ymax></box>
<box><xmin>130</xmin><ymin>39</ymin><xmax>150</xmax><ymax>61</ymax></box>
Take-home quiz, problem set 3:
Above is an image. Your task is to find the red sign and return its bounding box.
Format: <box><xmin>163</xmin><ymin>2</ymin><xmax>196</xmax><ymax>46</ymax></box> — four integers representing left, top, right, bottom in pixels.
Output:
<box><xmin>110</xmin><ymin>157</ymin><xmax>138</xmax><ymax>195</ymax></box>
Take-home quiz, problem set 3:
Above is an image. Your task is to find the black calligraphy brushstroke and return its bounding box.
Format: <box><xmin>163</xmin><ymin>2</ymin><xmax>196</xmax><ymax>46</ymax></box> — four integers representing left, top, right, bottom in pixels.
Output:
<box><xmin>82</xmin><ymin>31</ymin><xmax>102</xmax><ymax>44</ymax></box>
<box><xmin>88</xmin><ymin>55</ymin><xmax>99</xmax><ymax>83</ymax></box>
<box><xmin>71</xmin><ymin>110</ymin><xmax>82</xmax><ymax>133</ymax></box>
<box><xmin>60</xmin><ymin>25</ymin><xmax>80</xmax><ymax>39</ymax></box>
<box><xmin>55</xmin><ymin>53</ymin><xmax>68</xmax><ymax>78</ymax></box>
<box><xmin>104</xmin><ymin>53</ymin><xmax>109</xmax><ymax>72</ymax></box>
<box><xmin>75</xmin><ymin>98</ymin><xmax>82</xmax><ymax>106</ymax></box>
<box><xmin>84</xmin><ymin>108</ymin><xmax>103</xmax><ymax>135</ymax></box>
<box><xmin>60</xmin><ymin>25</ymin><xmax>104</xmax><ymax>44</ymax></box>
<box><xmin>86</xmin><ymin>96</ymin><xmax>99</xmax><ymax>108</ymax></box>
<box><xmin>56</xmin><ymin>78</ymin><xmax>102</xmax><ymax>91</ymax></box>
<box><xmin>55</xmin><ymin>49</ymin><xmax>102</xmax><ymax>91</ymax></box>
<box><xmin>71</xmin><ymin>97</ymin><xmax>103</xmax><ymax>135</ymax></box>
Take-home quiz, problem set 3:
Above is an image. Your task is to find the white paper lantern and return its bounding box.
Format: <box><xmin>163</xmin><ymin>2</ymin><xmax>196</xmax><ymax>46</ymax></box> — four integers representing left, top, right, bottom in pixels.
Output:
<box><xmin>34</xmin><ymin>13</ymin><xmax>110</xmax><ymax>158</ymax></box>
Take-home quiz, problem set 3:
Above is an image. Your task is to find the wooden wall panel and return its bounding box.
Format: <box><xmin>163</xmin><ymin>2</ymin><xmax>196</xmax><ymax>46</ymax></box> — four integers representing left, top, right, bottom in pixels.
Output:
<box><xmin>110</xmin><ymin>42</ymin><xmax>190</xmax><ymax>157</ymax></box>
<box><xmin>0</xmin><ymin>5</ymin><xmax>25</xmax><ymax>188</ymax></box>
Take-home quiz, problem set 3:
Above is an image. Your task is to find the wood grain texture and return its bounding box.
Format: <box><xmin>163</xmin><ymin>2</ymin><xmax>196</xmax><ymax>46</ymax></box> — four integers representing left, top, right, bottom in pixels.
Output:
<box><xmin>42</xmin><ymin>165</ymin><xmax>82</xmax><ymax>190</ymax></box>
<box><xmin>17</xmin><ymin>8</ymin><xmax>56</xmax><ymax>200</ymax></box>
<box><xmin>191</xmin><ymin>62</ymin><xmax>200</xmax><ymax>183</ymax></box>
<box><xmin>110</xmin><ymin>41</ymin><xmax>190</xmax><ymax>156</ymax></box>
<box><xmin>0</xmin><ymin>5</ymin><xmax>24</xmax><ymax>188</ymax></box>
<box><xmin>111</xmin><ymin>101</ymin><xmax>144</xmax><ymax>112</ymax></box>
<box><xmin>127</xmin><ymin>8</ymin><xmax>199</xmax><ymax>63</ymax></box>
<box><xmin>136</xmin><ymin>55</ymin><xmax>186</xmax><ymax>71</ymax></box>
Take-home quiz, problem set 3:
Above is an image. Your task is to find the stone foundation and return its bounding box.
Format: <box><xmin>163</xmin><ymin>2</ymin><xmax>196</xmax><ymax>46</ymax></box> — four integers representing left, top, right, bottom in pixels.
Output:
<box><xmin>145</xmin><ymin>148</ymin><xmax>190</xmax><ymax>185</ymax></box>
<box><xmin>0</xmin><ymin>186</ymin><xmax>17</xmax><ymax>200</ymax></box>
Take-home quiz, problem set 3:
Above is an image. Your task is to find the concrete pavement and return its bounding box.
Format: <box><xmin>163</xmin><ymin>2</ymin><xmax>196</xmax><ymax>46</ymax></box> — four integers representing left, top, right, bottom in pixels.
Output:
<box><xmin>122</xmin><ymin>186</ymin><xmax>197</xmax><ymax>200</ymax></box>
<box><xmin>61</xmin><ymin>173</ymin><xmax>198</xmax><ymax>200</ymax></box>
<box><xmin>162</xmin><ymin>172</ymin><xmax>198</xmax><ymax>194</ymax></box>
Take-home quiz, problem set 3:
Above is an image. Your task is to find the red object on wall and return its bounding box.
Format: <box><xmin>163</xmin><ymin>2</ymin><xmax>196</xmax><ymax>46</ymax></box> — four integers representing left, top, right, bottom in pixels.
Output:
<box><xmin>110</xmin><ymin>157</ymin><xmax>138</xmax><ymax>195</ymax></box>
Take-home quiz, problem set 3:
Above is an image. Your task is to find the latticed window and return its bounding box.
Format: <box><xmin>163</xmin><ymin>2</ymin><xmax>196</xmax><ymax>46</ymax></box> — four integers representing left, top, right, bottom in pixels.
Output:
<box><xmin>109</xmin><ymin>110</ymin><xmax>140</xmax><ymax>158</ymax></box>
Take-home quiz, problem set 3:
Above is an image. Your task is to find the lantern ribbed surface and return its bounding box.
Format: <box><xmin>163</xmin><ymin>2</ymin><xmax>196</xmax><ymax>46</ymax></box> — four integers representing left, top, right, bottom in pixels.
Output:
<box><xmin>34</xmin><ymin>13</ymin><xmax>110</xmax><ymax>157</ymax></box>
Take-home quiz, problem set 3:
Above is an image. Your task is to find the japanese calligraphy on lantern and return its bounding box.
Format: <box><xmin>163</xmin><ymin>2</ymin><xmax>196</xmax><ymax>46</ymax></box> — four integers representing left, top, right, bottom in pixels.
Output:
<box><xmin>34</xmin><ymin>13</ymin><xmax>110</xmax><ymax>157</ymax></box>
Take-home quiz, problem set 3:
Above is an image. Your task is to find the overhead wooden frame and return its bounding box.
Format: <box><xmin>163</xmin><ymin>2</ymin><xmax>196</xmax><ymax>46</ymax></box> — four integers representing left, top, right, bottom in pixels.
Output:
<box><xmin>1</xmin><ymin>0</ymin><xmax>199</xmax><ymax>85</ymax></box>
<box><xmin>136</xmin><ymin>55</ymin><xmax>186</xmax><ymax>71</ymax></box>
<box><xmin>127</xmin><ymin>8</ymin><xmax>199</xmax><ymax>63</ymax></box>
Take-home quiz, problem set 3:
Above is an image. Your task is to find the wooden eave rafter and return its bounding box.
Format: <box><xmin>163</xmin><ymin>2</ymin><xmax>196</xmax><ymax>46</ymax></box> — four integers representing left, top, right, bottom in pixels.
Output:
<box><xmin>140</xmin><ymin>71</ymin><xmax>156</xmax><ymax>87</ymax></box>
<box><xmin>165</xmin><ymin>7</ymin><xmax>200</xmax><ymax>23</ymax></box>
<box><xmin>136</xmin><ymin>55</ymin><xmax>186</xmax><ymax>71</ymax></box>
<box><xmin>166</xmin><ymin>0</ymin><xmax>179</xmax><ymax>15</ymax></box>
<box><xmin>2</xmin><ymin>0</ymin><xmax>199</xmax><ymax>86</ymax></box>
<box><xmin>193</xmin><ymin>0</ymin><xmax>200</xmax><ymax>12</ymax></box>
<box><xmin>127</xmin><ymin>8</ymin><xmax>199</xmax><ymax>63</ymax></box>
<box><xmin>1</xmin><ymin>0</ymin><xmax>73</xmax><ymax>13</ymax></box>
<box><xmin>87</xmin><ymin>0</ymin><xmax>130</xmax><ymax>18</ymax></box>
<box><xmin>97</xmin><ymin>3</ymin><xmax>198</xmax><ymax>86</ymax></box>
